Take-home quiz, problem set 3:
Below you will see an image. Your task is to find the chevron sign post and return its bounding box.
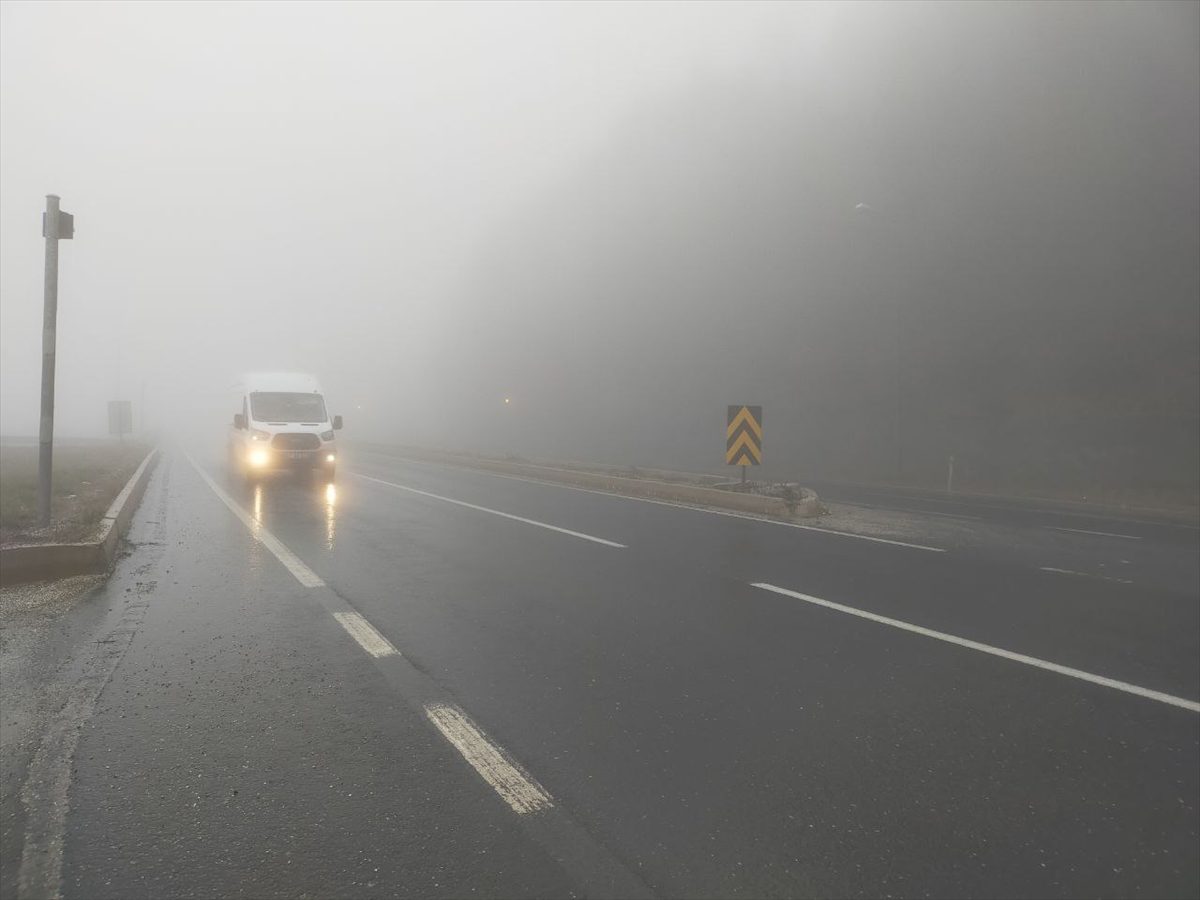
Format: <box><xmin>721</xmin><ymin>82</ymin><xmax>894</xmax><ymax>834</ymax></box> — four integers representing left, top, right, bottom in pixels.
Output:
<box><xmin>726</xmin><ymin>405</ymin><xmax>762</xmax><ymax>484</ymax></box>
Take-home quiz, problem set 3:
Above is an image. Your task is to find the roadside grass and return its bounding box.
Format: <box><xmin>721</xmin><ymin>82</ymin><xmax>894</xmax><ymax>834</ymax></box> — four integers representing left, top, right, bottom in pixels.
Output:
<box><xmin>0</xmin><ymin>443</ymin><xmax>148</xmax><ymax>545</ymax></box>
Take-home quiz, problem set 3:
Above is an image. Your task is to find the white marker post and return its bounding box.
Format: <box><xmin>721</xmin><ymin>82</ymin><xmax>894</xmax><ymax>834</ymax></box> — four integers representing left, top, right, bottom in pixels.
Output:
<box><xmin>37</xmin><ymin>195</ymin><xmax>74</xmax><ymax>526</ymax></box>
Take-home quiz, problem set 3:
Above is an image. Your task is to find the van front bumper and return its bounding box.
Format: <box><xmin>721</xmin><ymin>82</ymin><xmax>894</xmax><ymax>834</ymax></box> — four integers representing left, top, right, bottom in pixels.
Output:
<box><xmin>245</xmin><ymin>448</ymin><xmax>336</xmax><ymax>471</ymax></box>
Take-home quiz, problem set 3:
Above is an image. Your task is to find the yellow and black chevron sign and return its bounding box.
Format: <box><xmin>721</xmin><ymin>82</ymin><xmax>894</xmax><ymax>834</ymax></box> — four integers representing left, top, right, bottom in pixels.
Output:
<box><xmin>726</xmin><ymin>405</ymin><xmax>762</xmax><ymax>466</ymax></box>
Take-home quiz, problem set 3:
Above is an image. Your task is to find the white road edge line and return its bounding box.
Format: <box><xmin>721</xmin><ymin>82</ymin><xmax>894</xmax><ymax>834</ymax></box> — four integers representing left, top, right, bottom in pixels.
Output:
<box><xmin>832</xmin><ymin>500</ymin><xmax>981</xmax><ymax>523</ymax></box>
<box><xmin>185</xmin><ymin>454</ymin><xmax>325</xmax><ymax>588</ymax></box>
<box><xmin>750</xmin><ymin>582</ymin><xmax>1200</xmax><ymax>714</ymax></box>
<box><xmin>1039</xmin><ymin>566</ymin><xmax>1133</xmax><ymax>585</ymax></box>
<box><xmin>333</xmin><ymin>611</ymin><xmax>399</xmax><ymax>657</ymax></box>
<box><xmin>354</xmin><ymin>460</ymin><xmax>943</xmax><ymax>553</ymax></box>
<box><xmin>424</xmin><ymin>702</ymin><xmax>554</xmax><ymax>815</ymax></box>
<box><xmin>1047</xmin><ymin>526</ymin><xmax>1142</xmax><ymax>540</ymax></box>
<box><xmin>813</xmin><ymin>485</ymin><xmax>1200</xmax><ymax>530</ymax></box>
<box><xmin>186</xmin><ymin>458</ymin><xmax>552</xmax><ymax>819</ymax></box>
<box><xmin>355</xmin><ymin>472</ymin><xmax>627</xmax><ymax>548</ymax></box>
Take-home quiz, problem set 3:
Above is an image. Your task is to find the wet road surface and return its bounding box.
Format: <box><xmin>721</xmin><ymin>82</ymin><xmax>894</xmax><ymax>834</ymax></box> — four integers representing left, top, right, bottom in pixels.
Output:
<box><xmin>16</xmin><ymin>448</ymin><xmax>1199</xmax><ymax>898</ymax></box>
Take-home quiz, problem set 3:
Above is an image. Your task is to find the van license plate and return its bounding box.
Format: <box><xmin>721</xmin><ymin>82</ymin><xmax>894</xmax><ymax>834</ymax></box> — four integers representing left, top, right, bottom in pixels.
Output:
<box><xmin>289</xmin><ymin>451</ymin><xmax>305</xmax><ymax>459</ymax></box>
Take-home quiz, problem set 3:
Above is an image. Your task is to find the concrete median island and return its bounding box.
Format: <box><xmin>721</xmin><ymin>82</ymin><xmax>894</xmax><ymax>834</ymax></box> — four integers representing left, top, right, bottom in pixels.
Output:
<box><xmin>355</xmin><ymin>445</ymin><xmax>826</xmax><ymax>520</ymax></box>
<box><xmin>0</xmin><ymin>446</ymin><xmax>159</xmax><ymax>586</ymax></box>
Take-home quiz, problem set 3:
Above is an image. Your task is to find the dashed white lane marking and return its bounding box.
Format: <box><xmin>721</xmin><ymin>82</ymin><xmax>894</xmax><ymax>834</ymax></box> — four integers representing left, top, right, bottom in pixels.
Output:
<box><xmin>424</xmin><ymin>702</ymin><xmax>554</xmax><ymax>814</ymax></box>
<box><xmin>1047</xmin><ymin>526</ymin><xmax>1142</xmax><ymax>540</ymax></box>
<box><xmin>355</xmin><ymin>461</ymin><xmax>943</xmax><ymax>553</ymax></box>
<box><xmin>333</xmin><ymin>611</ymin><xmax>399</xmax><ymax>657</ymax></box>
<box><xmin>751</xmin><ymin>582</ymin><xmax>1199</xmax><ymax>713</ymax></box>
<box><xmin>356</xmin><ymin>472</ymin><xmax>627</xmax><ymax>548</ymax></box>
<box><xmin>186</xmin><ymin>455</ymin><xmax>324</xmax><ymax>588</ymax></box>
<box><xmin>1039</xmin><ymin>566</ymin><xmax>1133</xmax><ymax>585</ymax></box>
<box><xmin>185</xmin><ymin>460</ymin><xmax>560</xmax><ymax>833</ymax></box>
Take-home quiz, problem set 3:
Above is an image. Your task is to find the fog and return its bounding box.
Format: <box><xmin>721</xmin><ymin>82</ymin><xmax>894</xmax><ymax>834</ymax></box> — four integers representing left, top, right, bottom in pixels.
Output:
<box><xmin>2</xmin><ymin>1</ymin><xmax>1197</xmax><ymax>500</ymax></box>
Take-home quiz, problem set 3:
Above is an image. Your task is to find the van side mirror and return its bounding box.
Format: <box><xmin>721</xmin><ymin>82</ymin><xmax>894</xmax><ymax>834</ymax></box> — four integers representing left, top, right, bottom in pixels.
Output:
<box><xmin>333</xmin><ymin>415</ymin><xmax>343</xmax><ymax>431</ymax></box>
<box><xmin>234</xmin><ymin>413</ymin><xmax>246</xmax><ymax>430</ymax></box>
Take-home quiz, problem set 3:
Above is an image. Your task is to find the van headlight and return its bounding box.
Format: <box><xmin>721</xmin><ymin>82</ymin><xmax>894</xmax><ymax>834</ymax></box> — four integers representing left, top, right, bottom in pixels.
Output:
<box><xmin>251</xmin><ymin>429</ymin><xmax>272</xmax><ymax>441</ymax></box>
<box><xmin>320</xmin><ymin>430</ymin><xmax>335</xmax><ymax>441</ymax></box>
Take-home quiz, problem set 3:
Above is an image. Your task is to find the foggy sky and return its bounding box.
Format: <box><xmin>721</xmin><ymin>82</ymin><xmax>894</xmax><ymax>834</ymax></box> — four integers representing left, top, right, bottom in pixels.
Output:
<box><xmin>1</xmin><ymin>0</ymin><xmax>808</xmax><ymax>436</ymax></box>
<box><xmin>2</xmin><ymin>1</ymin><xmax>1197</xmax><ymax>492</ymax></box>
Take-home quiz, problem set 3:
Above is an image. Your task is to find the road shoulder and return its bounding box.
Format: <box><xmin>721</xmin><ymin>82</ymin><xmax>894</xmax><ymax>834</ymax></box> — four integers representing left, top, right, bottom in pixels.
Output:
<box><xmin>0</xmin><ymin>574</ymin><xmax>111</xmax><ymax>900</ymax></box>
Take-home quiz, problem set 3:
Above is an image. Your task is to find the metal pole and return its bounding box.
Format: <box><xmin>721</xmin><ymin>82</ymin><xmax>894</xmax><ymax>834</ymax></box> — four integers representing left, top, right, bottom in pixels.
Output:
<box><xmin>895</xmin><ymin>298</ymin><xmax>903</xmax><ymax>483</ymax></box>
<box><xmin>946</xmin><ymin>454</ymin><xmax>955</xmax><ymax>494</ymax></box>
<box><xmin>741</xmin><ymin>464</ymin><xmax>746</xmax><ymax>486</ymax></box>
<box><xmin>37</xmin><ymin>195</ymin><xmax>61</xmax><ymax>526</ymax></box>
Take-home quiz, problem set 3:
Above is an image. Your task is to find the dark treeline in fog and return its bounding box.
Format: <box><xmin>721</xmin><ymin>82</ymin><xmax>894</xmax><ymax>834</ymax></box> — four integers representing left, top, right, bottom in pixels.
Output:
<box><xmin>425</xmin><ymin>2</ymin><xmax>1198</xmax><ymax>505</ymax></box>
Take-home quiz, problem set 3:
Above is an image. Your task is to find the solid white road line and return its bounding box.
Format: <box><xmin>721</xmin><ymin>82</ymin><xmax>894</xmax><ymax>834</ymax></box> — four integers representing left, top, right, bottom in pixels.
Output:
<box><xmin>333</xmin><ymin>611</ymin><xmax>399</xmax><ymax>657</ymax></box>
<box><xmin>1039</xmin><ymin>566</ymin><xmax>1133</xmax><ymax>585</ymax></box>
<box><xmin>831</xmin><ymin>500</ymin><xmax>981</xmax><ymax>523</ymax></box>
<box><xmin>750</xmin><ymin>582</ymin><xmax>1200</xmax><ymax>713</ymax></box>
<box><xmin>186</xmin><ymin>460</ymin><xmax>556</xmax><ymax>824</ymax></box>
<box><xmin>186</xmin><ymin>455</ymin><xmax>325</xmax><ymax>588</ymax></box>
<box><xmin>1047</xmin><ymin>526</ymin><xmax>1142</xmax><ymax>540</ymax></box>
<box><xmin>783</xmin><ymin>524</ymin><xmax>944</xmax><ymax>552</ymax></box>
<box><xmin>356</xmin><ymin>461</ymin><xmax>944</xmax><ymax>553</ymax></box>
<box><xmin>355</xmin><ymin>472</ymin><xmax>627</xmax><ymax>548</ymax></box>
<box><xmin>424</xmin><ymin>702</ymin><xmax>554</xmax><ymax>815</ymax></box>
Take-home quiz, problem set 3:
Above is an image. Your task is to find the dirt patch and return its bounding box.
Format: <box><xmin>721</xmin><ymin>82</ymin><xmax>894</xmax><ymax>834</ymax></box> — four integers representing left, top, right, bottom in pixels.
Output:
<box><xmin>0</xmin><ymin>443</ymin><xmax>148</xmax><ymax>546</ymax></box>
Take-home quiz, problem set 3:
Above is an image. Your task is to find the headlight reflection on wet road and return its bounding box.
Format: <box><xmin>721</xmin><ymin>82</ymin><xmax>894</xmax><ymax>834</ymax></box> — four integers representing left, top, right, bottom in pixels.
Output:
<box><xmin>324</xmin><ymin>482</ymin><xmax>337</xmax><ymax>550</ymax></box>
<box><xmin>252</xmin><ymin>484</ymin><xmax>264</xmax><ymax>535</ymax></box>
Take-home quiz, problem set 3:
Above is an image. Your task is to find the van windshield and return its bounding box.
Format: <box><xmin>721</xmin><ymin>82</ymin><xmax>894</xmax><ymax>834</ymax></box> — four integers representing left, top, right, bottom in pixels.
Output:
<box><xmin>249</xmin><ymin>392</ymin><xmax>327</xmax><ymax>423</ymax></box>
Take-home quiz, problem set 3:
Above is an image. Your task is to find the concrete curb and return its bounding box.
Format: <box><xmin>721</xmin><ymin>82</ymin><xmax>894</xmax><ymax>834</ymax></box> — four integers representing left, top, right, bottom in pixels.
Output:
<box><xmin>0</xmin><ymin>448</ymin><xmax>160</xmax><ymax>586</ymax></box>
<box><xmin>358</xmin><ymin>446</ymin><xmax>823</xmax><ymax>519</ymax></box>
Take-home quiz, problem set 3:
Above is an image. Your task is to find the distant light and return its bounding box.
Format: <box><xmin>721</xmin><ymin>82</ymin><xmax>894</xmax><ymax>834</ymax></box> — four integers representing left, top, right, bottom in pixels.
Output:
<box><xmin>326</xmin><ymin>453</ymin><xmax>336</xmax><ymax>462</ymax></box>
<box><xmin>504</xmin><ymin>397</ymin><xmax>511</xmax><ymax>405</ymax></box>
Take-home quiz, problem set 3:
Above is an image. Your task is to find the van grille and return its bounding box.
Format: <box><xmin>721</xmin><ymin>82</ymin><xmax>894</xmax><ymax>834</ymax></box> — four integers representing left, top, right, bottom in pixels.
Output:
<box><xmin>271</xmin><ymin>433</ymin><xmax>320</xmax><ymax>450</ymax></box>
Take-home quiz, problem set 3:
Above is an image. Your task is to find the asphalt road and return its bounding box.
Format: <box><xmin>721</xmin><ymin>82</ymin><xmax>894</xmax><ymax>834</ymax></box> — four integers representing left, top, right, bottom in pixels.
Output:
<box><xmin>13</xmin><ymin>447</ymin><xmax>1198</xmax><ymax>898</ymax></box>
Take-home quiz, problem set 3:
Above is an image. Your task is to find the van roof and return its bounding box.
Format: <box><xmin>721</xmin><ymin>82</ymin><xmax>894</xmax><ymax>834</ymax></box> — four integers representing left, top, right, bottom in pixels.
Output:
<box><xmin>238</xmin><ymin>372</ymin><xmax>323</xmax><ymax>393</ymax></box>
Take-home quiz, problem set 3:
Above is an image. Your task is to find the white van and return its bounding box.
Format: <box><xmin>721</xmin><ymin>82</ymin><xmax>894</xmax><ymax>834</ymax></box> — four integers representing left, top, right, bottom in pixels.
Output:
<box><xmin>229</xmin><ymin>372</ymin><xmax>343</xmax><ymax>480</ymax></box>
